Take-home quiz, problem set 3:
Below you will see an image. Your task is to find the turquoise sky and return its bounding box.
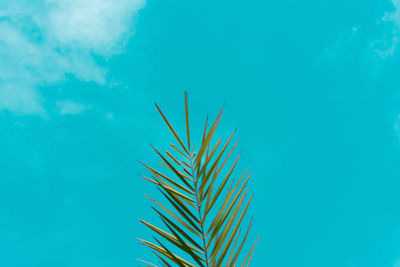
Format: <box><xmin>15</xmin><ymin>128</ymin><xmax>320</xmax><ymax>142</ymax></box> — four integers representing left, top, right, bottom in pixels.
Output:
<box><xmin>1</xmin><ymin>0</ymin><xmax>400</xmax><ymax>266</ymax></box>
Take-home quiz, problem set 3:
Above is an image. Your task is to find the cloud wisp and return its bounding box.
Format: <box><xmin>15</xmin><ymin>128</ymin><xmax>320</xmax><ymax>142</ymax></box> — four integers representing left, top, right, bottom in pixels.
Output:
<box><xmin>0</xmin><ymin>0</ymin><xmax>145</xmax><ymax>116</ymax></box>
<box><xmin>57</xmin><ymin>100</ymin><xmax>91</xmax><ymax>115</ymax></box>
<box><xmin>395</xmin><ymin>115</ymin><xmax>400</xmax><ymax>142</ymax></box>
<box><xmin>372</xmin><ymin>0</ymin><xmax>400</xmax><ymax>58</ymax></box>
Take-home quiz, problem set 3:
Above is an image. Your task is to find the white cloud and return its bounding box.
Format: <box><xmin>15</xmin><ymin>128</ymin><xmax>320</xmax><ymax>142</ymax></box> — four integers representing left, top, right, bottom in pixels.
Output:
<box><xmin>46</xmin><ymin>0</ymin><xmax>144</xmax><ymax>56</ymax></box>
<box><xmin>0</xmin><ymin>0</ymin><xmax>145</xmax><ymax>116</ymax></box>
<box><xmin>57</xmin><ymin>100</ymin><xmax>90</xmax><ymax>115</ymax></box>
<box><xmin>0</xmin><ymin>82</ymin><xmax>46</xmax><ymax>116</ymax></box>
<box><xmin>395</xmin><ymin>114</ymin><xmax>400</xmax><ymax>142</ymax></box>
<box><xmin>373</xmin><ymin>0</ymin><xmax>400</xmax><ymax>58</ymax></box>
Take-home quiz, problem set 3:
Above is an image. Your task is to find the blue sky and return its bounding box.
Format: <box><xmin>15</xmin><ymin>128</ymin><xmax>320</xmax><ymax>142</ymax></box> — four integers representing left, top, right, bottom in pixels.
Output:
<box><xmin>1</xmin><ymin>0</ymin><xmax>400</xmax><ymax>266</ymax></box>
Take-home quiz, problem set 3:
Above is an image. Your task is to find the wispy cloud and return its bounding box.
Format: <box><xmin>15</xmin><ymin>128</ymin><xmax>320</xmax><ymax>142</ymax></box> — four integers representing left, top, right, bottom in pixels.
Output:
<box><xmin>395</xmin><ymin>115</ymin><xmax>400</xmax><ymax>142</ymax></box>
<box><xmin>372</xmin><ymin>0</ymin><xmax>400</xmax><ymax>58</ymax></box>
<box><xmin>57</xmin><ymin>100</ymin><xmax>90</xmax><ymax>115</ymax></box>
<box><xmin>316</xmin><ymin>27</ymin><xmax>360</xmax><ymax>68</ymax></box>
<box><xmin>323</xmin><ymin>0</ymin><xmax>400</xmax><ymax>62</ymax></box>
<box><xmin>0</xmin><ymin>0</ymin><xmax>145</xmax><ymax>116</ymax></box>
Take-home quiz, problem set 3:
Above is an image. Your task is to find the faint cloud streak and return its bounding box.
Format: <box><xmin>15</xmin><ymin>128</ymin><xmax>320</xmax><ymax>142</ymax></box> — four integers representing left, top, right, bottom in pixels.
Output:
<box><xmin>372</xmin><ymin>0</ymin><xmax>400</xmax><ymax>58</ymax></box>
<box><xmin>57</xmin><ymin>100</ymin><xmax>90</xmax><ymax>115</ymax></box>
<box><xmin>395</xmin><ymin>114</ymin><xmax>400</xmax><ymax>142</ymax></box>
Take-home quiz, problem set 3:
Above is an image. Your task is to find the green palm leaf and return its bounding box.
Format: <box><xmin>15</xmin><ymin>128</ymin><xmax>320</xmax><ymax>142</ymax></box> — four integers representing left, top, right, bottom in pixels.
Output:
<box><xmin>138</xmin><ymin>92</ymin><xmax>258</xmax><ymax>266</ymax></box>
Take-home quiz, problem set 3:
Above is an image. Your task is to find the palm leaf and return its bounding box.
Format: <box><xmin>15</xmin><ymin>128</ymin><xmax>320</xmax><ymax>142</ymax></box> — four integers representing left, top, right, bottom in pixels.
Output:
<box><xmin>138</xmin><ymin>92</ymin><xmax>258</xmax><ymax>266</ymax></box>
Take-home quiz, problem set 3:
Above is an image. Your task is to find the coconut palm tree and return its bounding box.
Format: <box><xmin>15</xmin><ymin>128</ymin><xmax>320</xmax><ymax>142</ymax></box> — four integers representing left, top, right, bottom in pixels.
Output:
<box><xmin>138</xmin><ymin>92</ymin><xmax>258</xmax><ymax>266</ymax></box>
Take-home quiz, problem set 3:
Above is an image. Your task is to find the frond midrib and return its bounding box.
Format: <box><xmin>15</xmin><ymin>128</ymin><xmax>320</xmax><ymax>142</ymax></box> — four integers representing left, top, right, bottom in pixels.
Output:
<box><xmin>188</xmin><ymin>152</ymin><xmax>210</xmax><ymax>267</ymax></box>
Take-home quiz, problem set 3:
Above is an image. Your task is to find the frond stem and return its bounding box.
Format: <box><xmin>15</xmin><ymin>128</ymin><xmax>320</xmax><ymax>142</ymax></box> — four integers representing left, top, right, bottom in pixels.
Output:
<box><xmin>189</xmin><ymin>154</ymin><xmax>210</xmax><ymax>267</ymax></box>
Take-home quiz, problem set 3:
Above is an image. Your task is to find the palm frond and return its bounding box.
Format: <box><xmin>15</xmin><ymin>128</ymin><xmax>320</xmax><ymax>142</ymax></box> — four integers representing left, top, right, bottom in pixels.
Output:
<box><xmin>138</xmin><ymin>92</ymin><xmax>258</xmax><ymax>266</ymax></box>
